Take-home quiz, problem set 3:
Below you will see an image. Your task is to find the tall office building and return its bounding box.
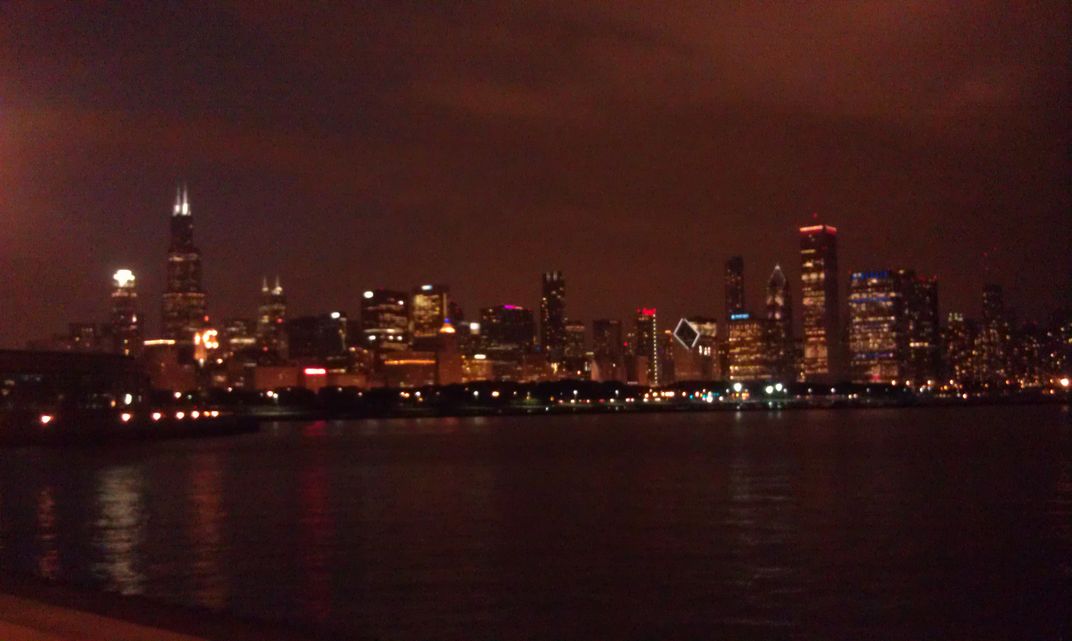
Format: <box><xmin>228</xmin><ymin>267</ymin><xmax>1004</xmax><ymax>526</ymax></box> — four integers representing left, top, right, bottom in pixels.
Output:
<box><xmin>361</xmin><ymin>289</ymin><xmax>409</xmax><ymax>352</ymax></box>
<box><xmin>848</xmin><ymin>270</ymin><xmax>909</xmax><ymax>383</ymax></box>
<box><xmin>800</xmin><ymin>224</ymin><xmax>839</xmax><ymax>381</ymax></box>
<box><xmin>592</xmin><ymin>319</ymin><xmax>624</xmax><ymax>382</ymax></box>
<box><xmin>110</xmin><ymin>269</ymin><xmax>142</xmax><ymax>357</ymax></box>
<box><xmin>592</xmin><ymin>319</ymin><xmax>623</xmax><ymax>362</ymax></box>
<box><xmin>905</xmin><ymin>276</ymin><xmax>940</xmax><ymax>384</ymax></box>
<box><xmin>977</xmin><ymin>284</ymin><xmax>1009</xmax><ymax>383</ymax></box>
<box><xmin>161</xmin><ymin>185</ymin><xmax>207</xmax><ymax>348</ymax></box>
<box><xmin>672</xmin><ymin>317</ymin><xmax>719</xmax><ymax>380</ymax></box>
<box><xmin>540</xmin><ymin>271</ymin><xmax>567</xmax><ymax>365</ymax></box>
<box><xmin>410</xmin><ymin>284</ymin><xmax>450</xmax><ymax>350</ymax></box>
<box><xmin>765</xmin><ymin>264</ymin><xmax>793</xmax><ymax>378</ymax></box>
<box><xmin>634</xmin><ymin>307</ymin><xmax>659</xmax><ymax>386</ymax></box>
<box><xmin>725</xmin><ymin>256</ymin><xmax>745</xmax><ymax>318</ymax></box>
<box><xmin>563</xmin><ymin>320</ymin><xmax>588</xmax><ymax>378</ymax></box>
<box><xmin>945</xmin><ymin>312</ymin><xmax>977</xmax><ymax>384</ymax></box>
<box><xmin>727</xmin><ymin>312</ymin><xmax>772</xmax><ymax>381</ymax></box>
<box><xmin>257</xmin><ymin>276</ymin><xmax>288</xmax><ymax>359</ymax></box>
<box><xmin>847</xmin><ymin>268</ymin><xmax>939</xmax><ymax>384</ymax></box>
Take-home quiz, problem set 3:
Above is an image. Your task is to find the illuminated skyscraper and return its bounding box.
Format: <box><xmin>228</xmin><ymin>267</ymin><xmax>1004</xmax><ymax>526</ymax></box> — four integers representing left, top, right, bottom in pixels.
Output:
<box><xmin>727</xmin><ymin>312</ymin><xmax>772</xmax><ymax>381</ymax></box>
<box><xmin>410</xmin><ymin>284</ymin><xmax>450</xmax><ymax>350</ymax></box>
<box><xmin>725</xmin><ymin>256</ymin><xmax>745</xmax><ymax>319</ymax></box>
<box><xmin>976</xmin><ymin>284</ymin><xmax>1009</xmax><ymax>383</ymax></box>
<box><xmin>848</xmin><ymin>270</ymin><xmax>909</xmax><ymax>383</ymax></box>
<box><xmin>945</xmin><ymin>312</ymin><xmax>977</xmax><ymax>384</ymax></box>
<box><xmin>540</xmin><ymin>271</ymin><xmax>566</xmax><ymax>366</ymax></box>
<box><xmin>361</xmin><ymin>289</ymin><xmax>409</xmax><ymax>351</ymax></box>
<box><xmin>162</xmin><ymin>185</ymin><xmax>207</xmax><ymax>348</ymax></box>
<box><xmin>765</xmin><ymin>264</ymin><xmax>793</xmax><ymax>378</ymax></box>
<box><xmin>634</xmin><ymin>307</ymin><xmax>659</xmax><ymax>386</ymax></box>
<box><xmin>847</xmin><ymin>268</ymin><xmax>939</xmax><ymax>384</ymax></box>
<box><xmin>257</xmin><ymin>276</ymin><xmax>287</xmax><ymax>359</ymax></box>
<box><xmin>110</xmin><ymin>268</ymin><xmax>142</xmax><ymax>357</ymax></box>
<box><xmin>800</xmin><ymin>224</ymin><xmax>839</xmax><ymax>381</ymax></box>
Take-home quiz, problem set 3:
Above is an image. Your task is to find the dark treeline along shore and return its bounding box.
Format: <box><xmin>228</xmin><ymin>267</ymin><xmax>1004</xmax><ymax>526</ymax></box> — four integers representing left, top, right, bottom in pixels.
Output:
<box><xmin>4</xmin><ymin>377</ymin><xmax>1069</xmax><ymax>447</ymax></box>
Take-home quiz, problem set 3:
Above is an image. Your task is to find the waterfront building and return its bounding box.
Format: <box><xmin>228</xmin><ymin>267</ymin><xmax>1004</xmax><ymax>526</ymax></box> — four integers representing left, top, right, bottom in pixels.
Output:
<box><xmin>634</xmin><ymin>307</ymin><xmax>659</xmax><ymax>386</ymax></box>
<box><xmin>945</xmin><ymin>312</ymin><xmax>977</xmax><ymax>384</ymax></box>
<box><xmin>257</xmin><ymin>277</ymin><xmax>288</xmax><ymax>359</ymax></box>
<box><xmin>459</xmin><ymin>321</ymin><xmax>482</xmax><ymax>356</ymax></box>
<box><xmin>161</xmin><ymin>185</ymin><xmax>207</xmax><ymax>352</ymax></box>
<box><xmin>435</xmin><ymin>321</ymin><xmax>463</xmax><ymax>385</ymax></box>
<box><xmin>1008</xmin><ymin>321</ymin><xmax>1046</xmax><ymax>387</ymax></box>
<box><xmin>800</xmin><ymin>224</ymin><xmax>839</xmax><ymax>381</ymax></box>
<box><xmin>141</xmin><ymin>339</ymin><xmax>197</xmax><ymax>392</ymax></box>
<box><xmin>410</xmin><ymin>284</ymin><xmax>450</xmax><ymax>350</ymax></box>
<box><xmin>625</xmin><ymin>354</ymin><xmax>650</xmax><ymax>386</ymax></box>
<box><xmin>725</xmin><ymin>256</ymin><xmax>745</xmax><ymax>319</ymax></box>
<box><xmin>727</xmin><ymin>312</ymin><xmax>772</xmax><ymax>381</ymax></box>
<box><xmin>461</xmin><ymin>353</ymin><xmax>495</xmax><ymax>382</ymax></box>
<box><xmin>765</xmin><ymin>264</ymin><xmax>793</xmax><ymax>378</ymax></box>
<box><xmin>848</xmin><ymin>270</ymin><xmax>909</xmax><ymax>383</ymax></box>
<box><xmin>672</xmin><ymin>317</ymin><xmax>718</xmax><ymax>380</ymax></box>
<box><xmin>380</xmin><ymin>351</ymin><xmax>438</xmax><ymax>387</ymax></box>
<box><xmin>361</xmin><ymin>289</ymin><xmax>409</xmax><ymax>352</ymax></box>
<box><xmin>847</xmin><ymin>269</ymin><xmax>940</xmax><ymax>384</ymax></box>
<box><xmin>905</xmin><ymin>276</ymin><xmax>940</xmax><ymax>384</ymax></box>
<box><xmin>592</xmin><ymin>319</ymin><xmax>624</xmax><ymax>381</ymax></box>
<box><xmin>659</xmin><ymin>330</ymin><xmax>677</xmax><ymax>384</ymax></box>
<box><xmin>540</xmin><ymin>271</ymin><xmax>567</xmax><ymax>367</ymax></box>
<box><xmin>110</xmin><ymin>269</ymin><xmax>141</xmax><ymax>357</ymax></box>
<box><xmin>562</xmin><ymin>320</ymin><xmax>588</xmax><ymax>379</ymax></box>
<box><xmin>976</xmin><ymin>284</ymin><xmax>1009</xmax><ymax>383</ymax></box>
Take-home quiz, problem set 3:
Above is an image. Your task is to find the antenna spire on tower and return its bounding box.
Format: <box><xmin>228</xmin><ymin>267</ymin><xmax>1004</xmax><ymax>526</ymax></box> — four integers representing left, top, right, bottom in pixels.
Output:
<box><xmin>173</xmin><ymin>184</ymin><xmax>182</xmax><ymax>215</ymax></box>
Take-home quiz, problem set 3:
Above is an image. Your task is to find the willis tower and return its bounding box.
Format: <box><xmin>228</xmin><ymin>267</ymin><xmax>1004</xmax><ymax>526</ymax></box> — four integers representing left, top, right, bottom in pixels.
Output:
<box><xmin>161</xmin><ymin>185</ymin><xmax>207</xmax><ymax>353</ymax></box>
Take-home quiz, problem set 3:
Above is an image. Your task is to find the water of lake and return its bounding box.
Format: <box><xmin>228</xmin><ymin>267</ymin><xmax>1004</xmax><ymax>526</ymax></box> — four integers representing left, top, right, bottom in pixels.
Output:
<box><xmin>1</xmin><ymin>405</ymin><xmax>1069</xmax><ymax>639</ymax></box>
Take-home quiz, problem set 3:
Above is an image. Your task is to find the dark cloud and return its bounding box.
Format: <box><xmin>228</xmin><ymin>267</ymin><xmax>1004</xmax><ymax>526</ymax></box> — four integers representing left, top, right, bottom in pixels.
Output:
<box><xmin>0</xmin><ymin>1</ymin><xmax>1068</xmax><ymax>346</ymax></box>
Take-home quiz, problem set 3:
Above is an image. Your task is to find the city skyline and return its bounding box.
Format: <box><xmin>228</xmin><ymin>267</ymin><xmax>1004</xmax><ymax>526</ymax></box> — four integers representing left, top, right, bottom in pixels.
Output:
<box><xmin>2</xmin><ymin>3</ymin><xmax>1069</xmax><ymax>348</ymax></box>
<box><xmin>9</xmin><ymin>185</ymin><xmax>1070</xmax><ymax>351</ymax></box>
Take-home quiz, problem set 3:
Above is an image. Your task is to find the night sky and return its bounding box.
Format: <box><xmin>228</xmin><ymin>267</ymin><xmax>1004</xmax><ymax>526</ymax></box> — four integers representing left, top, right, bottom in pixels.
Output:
<box><xmin>2</xmin><ymin>2</ymin><xmax>1069</xmax><ymax>346</ymax></box>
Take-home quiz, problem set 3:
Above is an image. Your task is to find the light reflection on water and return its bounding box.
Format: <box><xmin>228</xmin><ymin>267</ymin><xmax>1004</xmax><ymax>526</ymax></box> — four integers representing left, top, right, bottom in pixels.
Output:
<box><xmin>188</xmin><ymin>451</ymin><xmax>228</xmax><ymax>609</ymax></box>
<box><xmin>35</xmin><ymin>486</ymin><xmax>60</xmax><ymax>580</ymax></box>
<box><xmin>91</xmin><ymin>465</ymin><xmax>147</xmax><ymax>595</ymax></box>
<box><xmin>0</xmin><ymin>406</ymin><xmax>1067</xmax><ymax>639</ymax></box>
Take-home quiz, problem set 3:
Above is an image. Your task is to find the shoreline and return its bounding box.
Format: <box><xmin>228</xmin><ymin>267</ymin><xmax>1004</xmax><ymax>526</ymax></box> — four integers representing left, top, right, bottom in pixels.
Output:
<box><xmin>3</xmin><ymin>394</ymin><xmax>1067</xmax><ymax>447</ymax></box>
<box><xmin>243</xmin><ymin>393</ymin><xmax>1070</xmax><ymax>423</ymax></box>
<box><xmin>0</xmin><ymin>572</ymin><xmax>322</xmax><ymax>641</ymax></box>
